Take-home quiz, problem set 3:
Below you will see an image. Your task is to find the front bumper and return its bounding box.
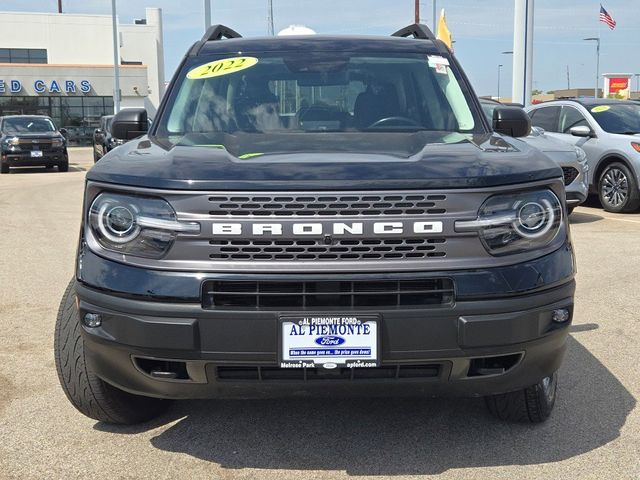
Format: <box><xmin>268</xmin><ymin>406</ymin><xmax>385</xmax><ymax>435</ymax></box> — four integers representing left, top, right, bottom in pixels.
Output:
<box><xmin>565</xmin><ymin>165</ymin><xmax>589</xmax><ymax>207</ymax></box>
<box><xmin>2</xmin><ymin>149</ymin><xmax>66</xmax><ymax>166</ymax></box>
<box><xmin>76</xmin><ymin>244</ymin><xmax>576</xmax><ymax>400</ymax></box>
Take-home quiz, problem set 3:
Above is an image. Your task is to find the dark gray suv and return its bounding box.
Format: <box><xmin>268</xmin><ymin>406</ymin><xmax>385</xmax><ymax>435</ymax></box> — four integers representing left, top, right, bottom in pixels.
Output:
<box><xmin>54</xmin><ymin>24</ymin><xmax>576</xmax><ymax>425</ymax></box>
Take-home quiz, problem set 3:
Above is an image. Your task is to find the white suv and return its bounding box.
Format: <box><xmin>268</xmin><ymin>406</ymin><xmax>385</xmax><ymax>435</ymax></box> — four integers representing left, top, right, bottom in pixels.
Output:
<box><xmin>526</xmin><ymin>99</ymin><xmax>640</xmax><ymax>213</ymax></box>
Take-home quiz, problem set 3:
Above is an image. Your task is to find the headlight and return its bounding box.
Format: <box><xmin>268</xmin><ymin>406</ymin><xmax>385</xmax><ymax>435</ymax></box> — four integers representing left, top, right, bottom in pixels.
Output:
<box><xmin>456</xmin><ymin>189</ymin><xmax>563</xmax><ymax>256</ymax></box>
<box><xmin>108</xmin><ymin>137</ymin><xmax>125</xmax><ymax>146</ymax></box>
<box><xmin>88</xmin><ymin>193</ymin><xmax>200</xmax><ymax>259</ymax></box>
<box><xmin>574</xmin><ymin>146</ymin><xmax>588</xmax><ymax>165</ymax></box>
<box><xmin>6</xmin><ymin>137</ymin><xmax>20</xmax><ymax>146</ymax></box>
<box><xmin>52</xmin><ymin>138</ymin><xmax>64</xmax><ymax>148</ymax></box>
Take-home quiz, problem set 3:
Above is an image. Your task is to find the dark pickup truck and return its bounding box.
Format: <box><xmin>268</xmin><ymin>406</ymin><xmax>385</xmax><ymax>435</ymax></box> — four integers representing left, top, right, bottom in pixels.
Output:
<box><xmin>55</xmin><ymin>24</ymin><xmax>575</xmax><ymax>425</ymax></box>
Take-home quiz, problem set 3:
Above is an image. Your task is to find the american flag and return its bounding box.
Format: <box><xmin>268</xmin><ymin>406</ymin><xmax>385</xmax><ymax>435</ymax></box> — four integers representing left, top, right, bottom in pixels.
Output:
<box><xmin>600</xmin><ymin>5</ymin><xmax>616</xmax><ymax>30</ymax></box>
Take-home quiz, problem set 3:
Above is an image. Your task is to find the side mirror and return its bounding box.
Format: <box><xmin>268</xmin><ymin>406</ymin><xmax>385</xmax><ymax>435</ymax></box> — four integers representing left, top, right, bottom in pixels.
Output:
<box><xmin>59</xmin><ymin>128</ymin><xmax>68</xmax><ymax>138</ymax></box>
<box><xmin>492</xmin><ymin>106</ymin><xmax>531</xmax><ymax>138</ymax></box>
<box><xmin>111</xmin><ymin>108</ymin><xmax>148</xmax><ymax>140</ymax></box>
<box><xmin>570</xmin><ymin>125</ymin><xmax>594</xmax><ymax>138</ymax></box>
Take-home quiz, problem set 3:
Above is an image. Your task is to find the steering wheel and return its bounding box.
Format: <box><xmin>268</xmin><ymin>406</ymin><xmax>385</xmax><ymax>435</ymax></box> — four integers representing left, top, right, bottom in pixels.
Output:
<box><xmin>368</xmin><ymin>116</ymin><xmax>421</xmax><ymax>129</ymax></box>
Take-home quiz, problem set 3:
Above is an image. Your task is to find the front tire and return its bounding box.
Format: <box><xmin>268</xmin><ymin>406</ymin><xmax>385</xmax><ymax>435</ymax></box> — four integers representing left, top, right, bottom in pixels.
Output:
<box><xmin>54</xmin><ymin>280</ymin><xmax>171</xmax><ymax>424</ymax></box>
<box><xmin>58</xmin><ymin>154</ymin><xmax>69</xmax><ymax>172</ymax></box>
<box><xmin>598</xmin><ymin>162</ymin><xmax>640</xmax><ymax>213</ymax></box>
<box><xmin>484</xmin><ymin>372</ymin><xmax>558</xmax><ymax>423</ymax></box>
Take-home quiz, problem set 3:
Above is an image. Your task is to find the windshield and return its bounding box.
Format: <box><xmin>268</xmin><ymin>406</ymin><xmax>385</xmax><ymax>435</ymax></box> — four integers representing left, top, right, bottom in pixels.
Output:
<box><xmin>588</xmin><ymin>103</ymin><xmax>640</xmax><ymax>134</ymax></box>
<box><xmin>156</xmin><ymin>52</ymin><xmax>483</xmax><ymax>154</ymax></box>
<box><xmin>2</xmin><ymin>117</ymin><xmax>56</xmax><ymax>134</ymax></box>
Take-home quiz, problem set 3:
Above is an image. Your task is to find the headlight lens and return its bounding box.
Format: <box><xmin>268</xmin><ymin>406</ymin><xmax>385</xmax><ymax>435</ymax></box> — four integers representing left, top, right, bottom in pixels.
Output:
<box><xmin>456</xmin><ymin>189</ymin><xmax>562</xmax><ymax>256</ymax></box>
<box><xmin>7</xmin><ymin>137</ymin><xmax>20</xmax><ymax>146</ymax></box>
<box><xmin>52</xmin><ymin>138</ymin><xmax>64</xmax><ymax>147</ymax></box>
<box><xmin>88</xmin><ymin>193</ymin><xmax>199</xmax><ymax>258</ymax></box>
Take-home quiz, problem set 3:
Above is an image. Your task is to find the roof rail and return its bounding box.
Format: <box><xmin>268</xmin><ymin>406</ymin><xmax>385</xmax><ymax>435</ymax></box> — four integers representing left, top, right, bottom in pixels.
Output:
<box><xmin>391</xmin><ymin>23</ymin><xmax>436</xmax><ymax>41</ymax></box>
<box><xmin>201</xmin><ymin>24</ymin><xmax>242</xmax><ymax>42</ymax></box>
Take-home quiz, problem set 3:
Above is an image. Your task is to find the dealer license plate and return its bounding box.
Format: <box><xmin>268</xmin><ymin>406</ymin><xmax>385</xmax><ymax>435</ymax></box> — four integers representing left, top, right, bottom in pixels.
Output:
<box><xmin>279</xmin><ymin>314</ymin><xmax>379</xmax><ymax>369</ymax></box>
<box><xmin>30</xmin><ymin>150</ymin><xmax>43</xmax><ymax>158</ymax></box>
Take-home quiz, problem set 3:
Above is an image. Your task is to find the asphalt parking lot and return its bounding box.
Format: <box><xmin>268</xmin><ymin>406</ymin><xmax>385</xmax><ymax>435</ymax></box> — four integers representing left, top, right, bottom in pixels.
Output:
<box><xmin>0</xmin><ymin>148</ymin><xmax>638</xmax><ymax>480</ymax></box>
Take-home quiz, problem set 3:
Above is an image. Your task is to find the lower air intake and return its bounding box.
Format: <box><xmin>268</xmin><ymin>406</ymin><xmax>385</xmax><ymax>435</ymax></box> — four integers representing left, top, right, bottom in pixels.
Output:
<box><xmin>216</xmin><ymin>364</ymin><xmax>442</xmax><ymax>381</ymax></box>
<box><xmin>202</xmin><ymin>277</ymin><xmax>455</xmax><ymax>309</ymax></box>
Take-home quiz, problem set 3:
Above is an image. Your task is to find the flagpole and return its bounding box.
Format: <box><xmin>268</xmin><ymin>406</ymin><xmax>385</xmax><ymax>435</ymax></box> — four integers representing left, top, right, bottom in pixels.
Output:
<box><xmin>597</xmin><ymin>7</ymin><xmax>601</xmax><ymax>98</ymax></box>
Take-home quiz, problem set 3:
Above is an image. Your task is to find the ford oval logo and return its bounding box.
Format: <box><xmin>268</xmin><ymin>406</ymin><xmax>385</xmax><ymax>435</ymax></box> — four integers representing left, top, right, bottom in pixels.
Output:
<box><xmin>315</xmin><ymin>336</ymin><xmax>346</xmax><ymax>346</ymax></box>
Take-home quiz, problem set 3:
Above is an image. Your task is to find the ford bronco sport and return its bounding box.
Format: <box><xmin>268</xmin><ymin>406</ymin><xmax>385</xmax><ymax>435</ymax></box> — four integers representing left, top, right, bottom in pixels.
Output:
<box><xmin>55</xmin><ymin>24</ymin><xmax>576</xmax><ymax>425</ymax></box>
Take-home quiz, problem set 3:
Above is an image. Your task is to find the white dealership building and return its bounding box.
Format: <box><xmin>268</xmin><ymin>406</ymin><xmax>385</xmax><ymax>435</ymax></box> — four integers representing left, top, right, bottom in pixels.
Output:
<box><xmin>0</xmin><ymin>8</ymin><xmax>164</xmax><ymax>144</ymax></box>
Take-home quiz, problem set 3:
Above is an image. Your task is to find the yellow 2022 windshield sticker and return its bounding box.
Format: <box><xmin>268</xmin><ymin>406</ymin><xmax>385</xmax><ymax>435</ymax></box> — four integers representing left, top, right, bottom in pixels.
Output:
<box><xmin>187</xmin><ymin>57</ymin><xmax>258</xmax><ymax>80</ymax></box>
<box><xmin>591</xmin><ymin>105</ymin><xmax>610</xmax><ymax>113</ymax></box>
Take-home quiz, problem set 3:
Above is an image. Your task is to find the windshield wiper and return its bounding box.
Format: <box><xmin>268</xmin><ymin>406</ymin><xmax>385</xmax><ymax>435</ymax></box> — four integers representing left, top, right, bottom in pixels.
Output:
<box><xmin>619</xmin><ymin>131</ymin><xmax>640</xmax><ymax>135</ymax></box>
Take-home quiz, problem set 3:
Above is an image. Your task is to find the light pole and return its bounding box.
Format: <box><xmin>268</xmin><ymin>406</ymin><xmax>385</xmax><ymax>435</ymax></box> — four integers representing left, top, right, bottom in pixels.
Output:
<box><xmin>432</xmin><ymin>1</ymin><xmax>437</xmax><ymax>30</ymax></box>
<box><xmin>635</xmin><ymin>73</ymin><xmax>640</xmax><ymax>97</ymax></box>
<box><xmin>501</xmin><ymin>51</ymin><xmax>513</xmax><ymax>101</ymax></box>
<box><xmin>498</xmin><ymin>64</ymin><xmax>503</xmax><ymax>101</ymax></box>
<box><xmin>268</xmin><ymin>0</ymin><xmax>274</xmax><ymax>35</ymax></box>
<box><xmin>204</xmin><ymin>0</ymin><xmax>211</xmax><ymax>32</ymax></box>
<box><xmin>111</xmin><ymin>0</ymin><xmax>120</xmax><ymax>113</ymax></box>
<box><xmin>512</xmin><ymin>0</ymin><xmax>534</xmax><ymax>106</ymax></box>
<box><xmin>584</xmin><ymin>37</ymin><xmax>600</xmax><ymax>98</ymax></box>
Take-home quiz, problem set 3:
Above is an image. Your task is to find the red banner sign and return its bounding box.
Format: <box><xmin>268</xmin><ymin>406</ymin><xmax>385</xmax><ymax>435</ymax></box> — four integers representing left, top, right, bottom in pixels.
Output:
<box><xmin>609</xmin><ymin>77</ymin><xmax>630</xmax><ymax>94</ymax></box>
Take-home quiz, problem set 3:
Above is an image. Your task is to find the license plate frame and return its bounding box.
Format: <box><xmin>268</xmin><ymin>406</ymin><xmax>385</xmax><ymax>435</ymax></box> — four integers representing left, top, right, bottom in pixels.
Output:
<box><xmin>278</xmin><ymin>314</ymin><xmax>381</xmax><ymax>369</ymax></box>
<box><xmin>30</xmin><ymin>150</ymin><xmax>43</xmax><ymax>158</ymax></box>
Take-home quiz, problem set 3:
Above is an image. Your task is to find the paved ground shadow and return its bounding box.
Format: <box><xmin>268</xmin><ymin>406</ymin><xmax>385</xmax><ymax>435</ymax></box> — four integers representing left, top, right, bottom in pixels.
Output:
<box><xmin>96</xmin><ymin>335</ymin><xmax>635</xmax><ymax>475</ymax></box>
<box><xmin>5</xmin><ymin>164</ymin><xmax>86</xmax><ymax>174</ymax></box>
<box><xmin>569</xmin><ymin>211</ymin><xmax>603</xmax><ymax>224</ymax></box>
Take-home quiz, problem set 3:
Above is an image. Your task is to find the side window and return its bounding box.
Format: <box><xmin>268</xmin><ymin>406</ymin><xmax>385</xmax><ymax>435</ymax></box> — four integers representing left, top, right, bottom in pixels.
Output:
<box><xmin>559</xmin><ymin>106</ymin><xmax>589</xmax><ymax>133</ymax></box>
<box><xmin>529</xmin><ymin>106</ymin><xmax>560</xmax><ymax>132</ymax></box>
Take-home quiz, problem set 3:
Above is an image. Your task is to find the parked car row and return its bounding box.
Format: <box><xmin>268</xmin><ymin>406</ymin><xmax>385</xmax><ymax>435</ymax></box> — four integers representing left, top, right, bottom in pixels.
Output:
<box><xmin>5</xmin><ymin>100</ymin><xmax>640</xmax><ymax>215</ymax></box>
<box><xmin>0</xmin><ymin>113</ymin><xmax>133</xmax><ymax>173</ymax></box>
<box><xmin>526</xmin><ymin>99</ymin><xmax>640</xmax><ymax>213</ymax></box>
<box><xmin>480</xmin><ymin>98</ymin><xmax>589</xmax><ymax>213</ymax></box>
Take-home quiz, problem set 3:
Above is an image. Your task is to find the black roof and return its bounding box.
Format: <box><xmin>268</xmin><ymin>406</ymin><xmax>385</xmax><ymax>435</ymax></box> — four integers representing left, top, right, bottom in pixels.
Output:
<box><xmin>198</xmin><ymin>35</ymin><xmax>440</xmax><ymax>56</ymax></box>
<box><xmin>191</xmin><ymin>23</ymin><xmax>446</xmax><ymax>57</ymax></box>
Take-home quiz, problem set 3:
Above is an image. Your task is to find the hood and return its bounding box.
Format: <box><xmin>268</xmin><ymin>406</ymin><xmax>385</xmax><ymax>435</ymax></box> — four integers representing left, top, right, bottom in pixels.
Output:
<box><xmin>4</xmin><ymin>131</ymin><xmax>61</xmax><ymax>139</ymax></box>
<box><xmin>88</xmin><ymin>132</ymin><xmax>562</xmax><ymax>191</ymax></box>
<box><xmin>523</xmin><ymin>132</ymin><xmax>576</xmax><ymax>153</ymax></box>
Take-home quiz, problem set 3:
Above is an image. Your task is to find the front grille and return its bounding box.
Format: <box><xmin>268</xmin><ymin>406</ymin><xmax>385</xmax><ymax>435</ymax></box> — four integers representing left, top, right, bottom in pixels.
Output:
<box><xmin>17</xmin><ymin>140</ymin><xmax>53</xmax><ymax>151</ymax></box>
<box><xmin>562</xmin><ymin>167</ymin><xmax>579</xmax><ymax>185</ymax></box>
<box><xmin>209</xmin><ymin>238</ymin><xmax>446</xmax><ymax>261</ymax></box>
<box><xmin>202</xmin><ymin>277</ymin><xmax>455</xmax><ymax>309</ymax></box>
<box><xmin>216</xmin><ymin>364</ymin><xmax>442</xmax><ymax>381</ymax></box>
<box><xmin>208</xmin><ymin>193</ymin><xmax>447</xmax><ymax>217</ymax></box>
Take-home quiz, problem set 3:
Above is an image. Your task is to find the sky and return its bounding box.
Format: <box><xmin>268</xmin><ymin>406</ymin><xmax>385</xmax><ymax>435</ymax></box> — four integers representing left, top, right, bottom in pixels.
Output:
<box><xmin>3</xmin><ymin>0</ymin><xmax>640</xmax><ymax>98</ymax></box>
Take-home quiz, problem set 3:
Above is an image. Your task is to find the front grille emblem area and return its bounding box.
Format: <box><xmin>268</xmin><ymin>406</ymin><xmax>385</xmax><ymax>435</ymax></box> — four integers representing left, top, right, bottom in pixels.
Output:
<box><xmin>203</xmin><ymin>192</ymin><xmax>450</xmax><ymax>263</ymax></box>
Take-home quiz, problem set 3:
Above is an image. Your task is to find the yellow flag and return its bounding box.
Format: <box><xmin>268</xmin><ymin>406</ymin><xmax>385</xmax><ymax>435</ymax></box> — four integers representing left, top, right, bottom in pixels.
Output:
<box><xmin>437</xmin><ymin>8</ymin><xmax>453</xmax><ymax>50</ymax></box>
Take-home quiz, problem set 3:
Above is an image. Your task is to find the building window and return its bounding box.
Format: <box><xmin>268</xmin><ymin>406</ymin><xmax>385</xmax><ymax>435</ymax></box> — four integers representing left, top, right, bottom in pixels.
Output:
<box><xmin>0</xmin><ymin>48</ymin><xmax>48</xmax><ymax>64</ymax></box>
